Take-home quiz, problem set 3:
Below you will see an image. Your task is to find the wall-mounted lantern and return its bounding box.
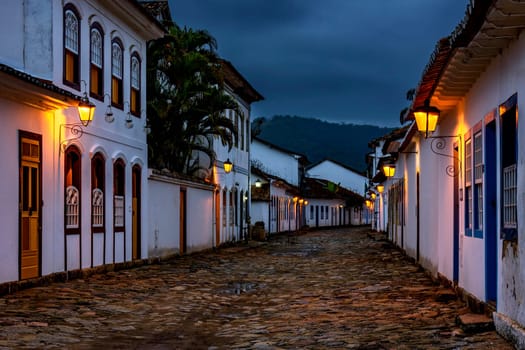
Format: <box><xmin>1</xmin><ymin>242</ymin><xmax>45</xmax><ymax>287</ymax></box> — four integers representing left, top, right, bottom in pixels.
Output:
<box><xmin>255</xmin><ymin>179</ymin><xmax>262</xmax><ymax>188</ymax></box>
<box><xmin>223</xmin><ymin>158</ymin><xmax>233</xmax><ymax>173</ymax></box>
<box><xmin>382</xmin><ymin>164</ymin><xmax>396</xmax><ymax>178</ymax></box>
<box><xmin>414</xmin><ymin>99</ymin><xmax>440</xmax><ymax>138</ymax></box>
<box><xmin>377</xmin><ymin>184</ymin><xmax>384</xmax><ymax>193</ymax></box>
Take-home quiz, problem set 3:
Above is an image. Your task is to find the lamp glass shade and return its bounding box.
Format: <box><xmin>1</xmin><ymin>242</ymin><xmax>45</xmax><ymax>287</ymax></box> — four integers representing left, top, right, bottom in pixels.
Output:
<box><xmin>255</xmin><ymin>179</ymin><xmax>262</xmax><ymax>188</ymax></box>
<box><xmin>365</xmin><ymin>199</ymin><xmax>371</xmax><ymax>208</ymax></box>
<box><xmin>414</xmin><ymin>105</ymin><xmax>439</xmax><ymax>134</ymax></box>
<box><xmin>223</xmin><ymin>159</ymin><xmax>233</xmax><ymax>173</ymax></box>
<box><xmin>78</xmin><ymin>100</ymin><xmax>95</xmax><ymax>126</ymax></box>
<box><xmin>377</xmin><ymin>184</ymin><xmax>384</xmax><ymax>193</ymax></box>
<box><xmin>370</xmin><ymin>193</ymin><xmax>376</xmax><ymax>199</ymax></box>
<box><xmin>382</xmin><ymin>164</ymin><xmax>396</xmax><ymax>177</ymax></box>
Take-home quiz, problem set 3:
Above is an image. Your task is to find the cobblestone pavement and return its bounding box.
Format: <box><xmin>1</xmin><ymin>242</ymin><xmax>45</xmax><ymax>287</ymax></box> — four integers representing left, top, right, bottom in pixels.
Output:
<box><xmin>0</xmin><ymin>227</ymin><xmax>513</xmax><ymax>349</ymax></box>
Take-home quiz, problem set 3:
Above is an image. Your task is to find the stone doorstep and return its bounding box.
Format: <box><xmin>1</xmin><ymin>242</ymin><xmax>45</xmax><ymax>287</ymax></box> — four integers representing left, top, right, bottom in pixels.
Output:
<box><xmin>457</xmin><ymin>313</ymin><xmax>495</xmax><ymax>334</ymax></box>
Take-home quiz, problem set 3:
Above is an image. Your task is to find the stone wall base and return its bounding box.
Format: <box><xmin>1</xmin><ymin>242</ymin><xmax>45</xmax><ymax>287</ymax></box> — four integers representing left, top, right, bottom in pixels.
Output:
<box><xmin>0</xmin><ymin>255</ymin><xmax>177</xmax><ymax>297</ymax></box>
<box><xmin>494</xmin><ymin>312</ymin><xmax>525</xmax><ymax>350</ymax></box>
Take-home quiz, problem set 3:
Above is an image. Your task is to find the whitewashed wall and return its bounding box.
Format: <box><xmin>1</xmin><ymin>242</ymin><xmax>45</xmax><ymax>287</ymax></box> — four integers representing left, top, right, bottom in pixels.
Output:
<box><xmin>306</xmin><ymin>160</ymin><xmax>367</xmax><ymax>195</ymax></box>
<box><xmin>147</xmin><ymin>172</ymin><xmax>215</xmax><ymax>257</ymax></box>
<box><xmin>251</xmin><ymin>139</ymin><xmax>300</xmax><ymax>187</ymax></box>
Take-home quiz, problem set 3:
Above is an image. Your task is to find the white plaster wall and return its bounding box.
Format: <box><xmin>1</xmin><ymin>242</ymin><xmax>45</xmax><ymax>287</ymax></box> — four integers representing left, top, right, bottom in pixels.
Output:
<box><xmin>186</xmin><ymin>187</ymin><xmax>214</xmax><ymax>253</ymax></box>
<box><xmin>0</xmin><ymin>99</ymin><xmax>59</xmax><ymax>283</ymax></box>
<box><xmin>147</xmin><ymin>179</ymin><xmax>179</xmax><ymax>258</ymax></box>
<box><xmin>403</xmin><ymin>144</ymin><xmax>419</xmax><ymax>259</ymax></box>
<box><xmin>251</xmin><ymin>202</ymin><xmax>269</xmax><ymax>232</ymax></box>
<box><xmin>251</xmin><ymin>139</ymin><xmax>299</xmax><ymax>186</ymax></box>
<box><xmin>307</xmin><ymin>161</ymin><xmax>367</xmax><ymax>195</ymax></box>
<box><xmin>451</xmin><ymin>31</ymin><xmax>525</xmax><ymax>319</ymax></box>
<box><xmin>417</xmin><ymin>138</ymin><xmax>442</xmax><ymax>275</ymax></box>
<box><xmin>0</xmin><ymin>0</ymin><xmax>25</xmax><ymax>70</ymax></box>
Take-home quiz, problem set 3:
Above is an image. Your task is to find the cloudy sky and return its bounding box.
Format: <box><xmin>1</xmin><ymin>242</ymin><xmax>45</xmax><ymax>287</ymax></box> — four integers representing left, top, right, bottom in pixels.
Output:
<box><xmin>167</xmin><ymin>1</ymin><xmax>468</xmax><ymax>127</ymax></box>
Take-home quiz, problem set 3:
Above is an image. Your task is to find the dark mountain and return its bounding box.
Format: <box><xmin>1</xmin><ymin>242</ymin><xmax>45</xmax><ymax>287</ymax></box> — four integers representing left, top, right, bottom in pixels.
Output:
<box><xmin>253</xmin><ymin>115</ymin><xmax>395</xmax><ymax>173</ymax></box>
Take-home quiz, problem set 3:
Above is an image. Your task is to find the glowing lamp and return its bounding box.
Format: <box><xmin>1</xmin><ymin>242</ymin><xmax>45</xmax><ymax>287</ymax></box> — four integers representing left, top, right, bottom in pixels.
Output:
<box><xmin>383</xmin><ymin>164</ymin><xmax>396</xmax><ymax>177</ymax></box>
<box><xmin>223</xmin><ymin>159</ymin><xmax>233</xmax><ymax>173</ymax></box>
<box><xmin>78</xmin><ymin>96</ymin><xmax>95</xmax><ymax>126</ymax></box>
<box><xmin>377</xmin><ymin>184</ymin><xmax>384</xmax><ymax>193</ymax></box>
<box><xmin>299</xmin><ymin>199</ymin><xmax>304</xmax><ymax>204</ymax></box>
<box><xmin>370</xmin><ymin>192</ymin><xmax>376</xmax><ymax>199</ymax></box>
<box><xmin>255</xmin><ymin>179</ymin><xmax>262</xmax><ymax>188</ymax></box>
<box><xmin>413</xmin><ymin>100</ymin><xmax>440</xmax><ymax>137</ymax></box>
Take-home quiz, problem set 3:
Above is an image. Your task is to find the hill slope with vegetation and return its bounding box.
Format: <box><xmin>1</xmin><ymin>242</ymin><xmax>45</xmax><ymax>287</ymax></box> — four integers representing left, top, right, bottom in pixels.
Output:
<box><xmin>254</xmin><ymin>115</ymin><xmax>395</xmax><ymax>173</ymax></box>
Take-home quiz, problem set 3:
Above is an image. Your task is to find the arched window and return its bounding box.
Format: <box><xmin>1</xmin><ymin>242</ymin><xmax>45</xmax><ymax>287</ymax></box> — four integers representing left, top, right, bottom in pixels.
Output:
<box><xmin>113</xmin><ymin>159</ymin><xmax>125</xmax><ymax>229</ymax></box>
<box><xmin>91</xmin><ymin>153</ymin><xmax>105</xmax><ymax>231</ymax></box>
<box><xmin>111</xmin><ymin>39</ymin><xmax>123</xmax><ymax>108</ymax></box>
<box><xmin>90</xmin><ymin>24</ymin><xmax>104</xmax><ymax>99</ymax></box>
<box><xmin>64</xmin><ymin>4</ymin><xmax>80</xmax><ymax>88</ymax></box>
<box><xmin>130</xmin><ymin>53</ymin><xmax>141</xmax><ymax>116</ymax></box>
<box><xmin>64</xmin><ymin>146</ymin><xmax>81</xmax><ymax>233</ymax></box>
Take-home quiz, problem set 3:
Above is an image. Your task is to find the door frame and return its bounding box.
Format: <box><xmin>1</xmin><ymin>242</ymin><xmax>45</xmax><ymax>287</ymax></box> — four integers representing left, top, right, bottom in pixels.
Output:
<box><xmin>132</xmin><ymin>164</ymin><xmax>141</xmax><ymax>260</ymax></box>
<box><xmin>19</xmin><ymin>131</ymin><xmax>42</xmax><ymax>280</ymax></box>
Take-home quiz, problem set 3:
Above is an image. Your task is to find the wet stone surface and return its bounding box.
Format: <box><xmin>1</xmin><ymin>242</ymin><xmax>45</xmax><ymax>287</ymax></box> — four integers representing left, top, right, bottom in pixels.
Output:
<box><xmin>0</xmin><ymin>227</ymin><xmax>513</xmax><ymax>349</ymax></box>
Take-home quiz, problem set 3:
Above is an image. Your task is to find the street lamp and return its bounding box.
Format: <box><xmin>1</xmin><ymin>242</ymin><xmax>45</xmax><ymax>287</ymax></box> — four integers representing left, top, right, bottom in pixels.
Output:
<box><xmin>382</xmin><ymin>164</ymin><xmax>396</xmax><ymax>178</ymax></box>
<box><xmin>255</xmin><ymin>179</ymin><xmax>262</xmax><ymax>188</ymax></box>
<box><xmin>377</xmin><ymin>184</ymin><xmax>384</xmax><ymax>193</ymax></box>
<box><xmin>414</xmin><ymin>99</ymin><xmax>440</xmax><ymax>138</ymax></box>
<box><xmin>223</xmin><ymin>158</ymin><xmax>233</xmax><ymax>173</ymax></box>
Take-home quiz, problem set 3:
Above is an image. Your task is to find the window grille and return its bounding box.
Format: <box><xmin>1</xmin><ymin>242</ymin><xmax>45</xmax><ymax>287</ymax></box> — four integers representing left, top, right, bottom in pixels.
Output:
<box><xmin>112</xmin><ymin>43</ymin><xmax>123</xmax><ymax>79</ymax></box>
<box><xmin>65</xmin><ymin>10</ymin><xmax>78</xmax><ymax>54</ymax></box>
<box><xmin>90</xmin><ymin>29</ymin><xmax>102</xmax><ymax>67</ymax></box>
<box><xmin>503</xmin><ymin>164</ymin><xmax>517</xmax><ymax>229</ymax></box>
<box><xmin>92</xmin><ymin>188</ymin><xmax>104</xmax><ymax>227</ymax></box>
<box><xmin>131</xmin><ymin>56</ymin><xmax>140</xmax><ymax>89</ymax></box>
<box><xmin>65</xmin><ymin>186</ymin><xmax>79</xmax><ymax>229</ymax></box>
<box><xmin>114</xmin><ymin>195</ymin><xmax>124</xmax><ymax>227</ymax></box>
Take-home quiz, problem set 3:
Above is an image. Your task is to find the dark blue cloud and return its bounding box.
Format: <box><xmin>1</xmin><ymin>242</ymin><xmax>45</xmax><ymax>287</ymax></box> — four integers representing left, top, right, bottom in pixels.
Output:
<box><xmin>168</xmin><ymin>0</ymin><xmax>468</xmax><ymax>127</ymax></box>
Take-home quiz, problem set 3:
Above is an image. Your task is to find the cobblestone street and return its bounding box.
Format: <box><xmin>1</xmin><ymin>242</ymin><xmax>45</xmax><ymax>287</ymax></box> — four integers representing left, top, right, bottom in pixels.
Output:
<box><xmin>0</xmin><ymin>227</ymin><xmax>513</xmax><ymax>349</ymax></box>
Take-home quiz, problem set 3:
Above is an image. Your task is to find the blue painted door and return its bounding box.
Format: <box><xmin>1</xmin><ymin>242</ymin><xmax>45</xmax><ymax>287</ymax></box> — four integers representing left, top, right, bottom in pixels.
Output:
<box><xmin>485</xmin><ymin>120</ymin><xmax>497</xmax><ymax>303</ymax></box>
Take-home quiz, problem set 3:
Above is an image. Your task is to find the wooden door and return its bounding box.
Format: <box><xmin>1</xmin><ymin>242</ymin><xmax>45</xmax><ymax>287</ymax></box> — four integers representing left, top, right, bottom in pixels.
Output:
<box><xmin>20</xmin><ymin>135</ymin><xmax>41</xmax><ymax>280</ymax></box>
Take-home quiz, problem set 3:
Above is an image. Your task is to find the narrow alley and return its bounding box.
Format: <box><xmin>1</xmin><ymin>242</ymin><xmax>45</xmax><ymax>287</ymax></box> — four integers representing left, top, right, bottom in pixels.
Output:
<box><xmin>0</xmin><ymin>227</ymin><xmax>512</xmax><ymax>349</ymax></box>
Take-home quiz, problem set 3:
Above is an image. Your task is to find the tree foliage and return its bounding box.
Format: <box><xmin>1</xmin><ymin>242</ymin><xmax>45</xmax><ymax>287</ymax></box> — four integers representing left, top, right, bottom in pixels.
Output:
<box><xmin>146</xmin><ymin>24</ymin><xmax>238</xmax><ymax>175</ymax></box>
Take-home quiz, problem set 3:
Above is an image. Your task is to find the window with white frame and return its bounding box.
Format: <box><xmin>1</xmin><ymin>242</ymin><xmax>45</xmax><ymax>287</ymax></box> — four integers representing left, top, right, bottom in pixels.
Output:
<box><xmin>113</xmin><ymin>159</ymin><xmax>125</xmax><ymax>229</ymax></box>
<box><xmin>111</xmin><ymin>39</ymin><xmax>123</xmax><ymax>107</ymax></box>
<box><xmin>130</xmin><ymin>54</ymin><xmax>141</xmax><ymax>116</ymax></box>
<box><xmin>65</xmin><ymin>146</ymin><xmax>81</xmax><ymax>233</ymax></box>
<box><xmin>91</xmin><ymin>153</ymin><xmax>105</xmax><ymax>231</ymax></box>
<box><xmin>90</xmin><ymin>24</ymin><xmax>103</xmax><ymax>99</ymax></box>
<box><xmin>464</xmin><ymin>137</ymin><xmax>472</xmax><ymax>236</ymax></box>
<box><xmin>64</xmin><ymin>5</ymin><xmax>80</xmax><ymax>87</ymax></box>
<box><xmin>473</xmin><ymin>131</ymin><xmax>483</xmax><ymax>235</ymax></box>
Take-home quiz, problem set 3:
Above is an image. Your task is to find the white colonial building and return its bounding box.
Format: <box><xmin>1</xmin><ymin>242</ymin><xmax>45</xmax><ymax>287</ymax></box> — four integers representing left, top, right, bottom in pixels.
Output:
<box><xmin>0</xmin><ymin>0</ymin><xmax>164</xmax><ymax>283</ymax></box>
<box><xmin>250</xmin><ymin>137</ymin><xmax>308</xmax><ymax>235</ymax></box>
<box><xmin>376</xmin><ymin>1</ymin><xmax>525</xmax><ymax>347</ymax></box>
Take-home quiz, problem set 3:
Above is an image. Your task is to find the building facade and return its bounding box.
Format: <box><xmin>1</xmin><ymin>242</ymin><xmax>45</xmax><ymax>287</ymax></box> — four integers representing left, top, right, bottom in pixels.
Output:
<box><xmin>0</xmin><ymin>0</ymin><xmax>164</xmax><ymax>283</ymax></box>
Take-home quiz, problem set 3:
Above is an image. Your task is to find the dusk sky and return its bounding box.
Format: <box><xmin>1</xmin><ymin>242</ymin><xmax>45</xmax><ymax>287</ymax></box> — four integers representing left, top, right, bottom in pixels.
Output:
<box><xmin>167</xmin><ymin>1</ymin><xmax>468</xmax><ymax>127</ymax></box>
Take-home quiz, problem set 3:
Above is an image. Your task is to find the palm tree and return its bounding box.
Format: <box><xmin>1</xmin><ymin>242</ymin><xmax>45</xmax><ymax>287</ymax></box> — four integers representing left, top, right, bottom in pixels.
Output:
<box><xmin>147</xmin><ymin>24</ymin><xmax>238</xmax><ymax>175</ymax></box>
